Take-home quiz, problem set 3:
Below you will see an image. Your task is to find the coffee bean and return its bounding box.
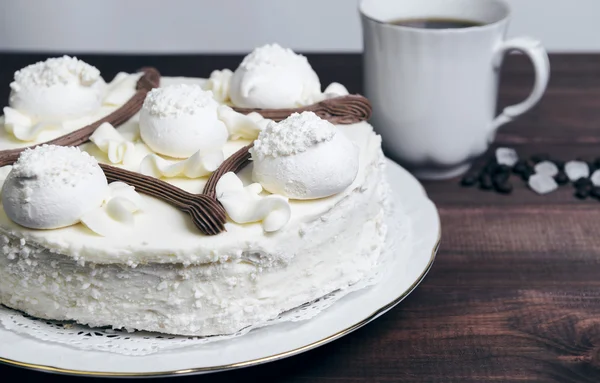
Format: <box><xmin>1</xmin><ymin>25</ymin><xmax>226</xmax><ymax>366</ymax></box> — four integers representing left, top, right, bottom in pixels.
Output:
<box><xmin>531</xmin><ymin>154</ymin><xmax>550</xmax><ymax>163</ymax></box>
<box><xmin>492</xmin><ymin>171</ymin><xmax>510</xmax><ymax>184</ymax></box>
<box><xmin>554</xmin><ymin>172</ymin><xmax>569</xmax><ymax>185</ymax></box>
<box><xmin>552</xmin><ymin>160</ymin><xmax>565</xmax><ymax>171</ymax></box>
<box><xmin>461</xmin><ymin>174</ymin><xmax>478</xmax><ymax>187</ymax></box>
<box><xmin>513</xmin><ymin>161</ymin><xmax>527</xmax><ymax>175</ymax></box>
<box><xmin>520</xmin><ymin>169</ymin><xmax>534</xmax><ymax>181</ymax></box>
<box><xmin>574</xmin><ymin>177</ymin><xmax>593</xmax><ymax>190</ymax></box>
<box><xmin>484</xmin><ymin>161</ymin><xmax>498</xmax><ymax>175</ymax></box>
<box><xmin>575</xmin><ymin>189</ymin><xmax>589</xmax><ymax>199</ymax></box>
<box><xmin>493</xmin><ymin>164</ymin><xmax>511</xmax><ymax>175</ymax></box>
<box><xmin>591</xmin><ymin>186</ymin><xmax>600</xmax><ymax>200</ymax></box>
<box><xmin>494</xmin><ymin>181</ymin><xmax>513</xmax><ymax>194</ymax></box>
<box><xmin>479</xmin><ymin>174</ymin><xmax>493</xmax><ymax>190</ymax></box>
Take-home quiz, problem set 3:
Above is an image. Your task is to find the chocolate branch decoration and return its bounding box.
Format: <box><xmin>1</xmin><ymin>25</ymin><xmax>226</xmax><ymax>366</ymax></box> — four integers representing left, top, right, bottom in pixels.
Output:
<box><xmin>101</xmin><ymin>143</ymin><xmax>253</xmax><ymax>236</ymax></box>
<box><xmin>232</xmin><ymin>94</ymin><xmax>372</xmax><ymax>124</ymax></box>
<box><xmin>0</xmin><ymin>67</ymin><xmax>160</xmax><ymax>167</ymax></box>
<box><xmin>204</xmin><ymin>144</ymin><xmax>253</xmax><ymax>198</ymax></box>
<box><xmin>100</xmin><ymin>164</ymin><xmax>227</xmax><ymax>235</ymax></box>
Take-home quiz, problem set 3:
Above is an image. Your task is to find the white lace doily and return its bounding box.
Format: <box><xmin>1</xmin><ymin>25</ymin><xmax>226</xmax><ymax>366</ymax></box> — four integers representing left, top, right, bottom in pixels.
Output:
<box><xmin>0</xmin><ymin>199</ymin><xmax>411</xmax><ymax>356</ymax></box>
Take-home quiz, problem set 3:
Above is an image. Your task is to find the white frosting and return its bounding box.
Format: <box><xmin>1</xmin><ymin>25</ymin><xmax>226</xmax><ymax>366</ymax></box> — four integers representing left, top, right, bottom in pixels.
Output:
<box><xmin>0</xmin><ymin>165</ymin><xmax>13</xmax><ymax>189</ymax></box>
<box><xmin>229</xmin><ymin>44</ymin><xmax>321</xmax><ymax>109</ymax></box>
<box><xmin>322</xmin><ymin>82</ymin><xmax>350</xmax><ymax>99</ymax></box>
<box><xmin>202</xmin><ymin>69</ymin><xmax>233</xmax><ymax>103</ymax></box>
<box><xmin>80</xmin><ymin>182</ymin><xmax>143</xmax><ymax>237</ymax></box>
<box><xmin>1</xmin><ymin>145</ymin><xmax>107</xmax><ymax>229</ymax></box>
<box><xmin>89</xmin><ymin>122</ymin><xmax>137</xmax><ymax>166</ymax></box>
<box><xmin>2</xmin><ymin>107</ymin><xmax>61</xmax><ymax>141</ymax></box>
<box><xmin>216</xmin><ymin>172</ymin><xmax>291</xmax><ymax>232</ymax></box>
<box><xmin>251</xmin><ymin>112</ymin><xmax>359</xmax><ymax>199</ymax></box>
<box><xmin>103</xmin><ymin>72</ymin><xmax>143</xmax><ymax>106</ymax></box>
<box><xmin>9</xmin><ymin>56</ymin><xmax>106</xmax><ymax>121</ymax></box>
<box><xmin>139</xmin><ymin>84</ymin><xmax>229</xmax><ymax>158</ymax></box>
<box><xmin>140</xmin><ymin>149</ymin><xmax>224</xmax><ymax>179</ymax></box>
<box><xmin>217</xmin><ymin>105</ymin><xmax>269</xmax><ymax>140</ymax></box>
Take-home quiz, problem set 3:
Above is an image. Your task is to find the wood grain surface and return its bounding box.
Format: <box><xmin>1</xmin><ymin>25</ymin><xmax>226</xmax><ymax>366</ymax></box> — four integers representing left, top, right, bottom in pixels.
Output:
<box><xmin>1</xmin><ymin>53</ymin><xmax>600</xmax><ymax>383</ymax></box>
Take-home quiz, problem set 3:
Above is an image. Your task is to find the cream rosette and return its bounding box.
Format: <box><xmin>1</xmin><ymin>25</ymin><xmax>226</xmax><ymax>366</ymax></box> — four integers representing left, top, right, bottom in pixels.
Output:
<box><xmin>250</xmin><ymin>112</ymin><xmax>359</xmax><ymax>200</ymax></box>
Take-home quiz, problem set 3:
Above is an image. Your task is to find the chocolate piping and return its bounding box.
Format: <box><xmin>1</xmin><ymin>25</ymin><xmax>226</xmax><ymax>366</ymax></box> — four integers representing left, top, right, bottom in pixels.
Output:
<box><xmin>100</xmin><ymin>164</ymin><xmax>226</xmax><ymax>235</ymax></box>
<box><xmin>232</xmin><ymin>94</ymin><xmax>372</xmax><ymax>124</ymax></box>
<box><xmin>204</xmin><ymin>143</ymin><xmax>253</xmax><ymax>198</ymax></box>
<box><xmin>100</xmin><ymin>143</ymin><xmax>255</xmax><ymax>235</ymax></box>
<box><xmin>0</xmin><ymin>67</ymin><xmax>160</xmax><ymax>168</ymax></box>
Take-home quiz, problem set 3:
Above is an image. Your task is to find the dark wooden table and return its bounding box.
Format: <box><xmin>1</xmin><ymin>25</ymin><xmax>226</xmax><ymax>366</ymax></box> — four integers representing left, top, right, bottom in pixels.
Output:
<box><xmin>1</xmin><ymin>53</ymin><xmax>599</xmax><ymax>382</ymax></box>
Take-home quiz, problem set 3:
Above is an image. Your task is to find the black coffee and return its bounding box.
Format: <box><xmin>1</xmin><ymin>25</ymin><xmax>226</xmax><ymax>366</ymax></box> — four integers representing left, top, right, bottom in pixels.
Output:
<box><xmin>388</xmin><ymin>18</ymin><xmax>483</xmax><ymax>29</ymax></box>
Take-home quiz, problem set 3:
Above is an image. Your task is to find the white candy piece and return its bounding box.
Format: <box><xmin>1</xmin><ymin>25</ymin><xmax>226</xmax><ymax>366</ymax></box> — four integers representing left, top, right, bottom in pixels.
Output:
<box><xmin>202</xmin><ymin>69</ymin><xmax>233</xmax><ymax>103</ymax></box>
<box><xmin>564</xmin><ymin>161</ymin><xmax>590</xmax><ymax>181</ymax></box>
<box><xmin>80</xmin><ymin>182</ymin><xmax>143</xmax><ymax>237</ymax></box>
<box><xmin>140</xmin><ymin>149</ymin><xmax>224</xmax><ymax>179</ymax></box>
<box><xmin>9</xmin><ymin>56</ymin><xmax>106</xmax><ymax>121</ymax></box>
<box><xmin>495</xmin><ymin>147</ymin><xmax>519</xmax><ymax>167</ymax></box>
<box><xmin>591</xmin><ymin>169</ymin><xmax>600</xmax><ymax>187</ymax></box>
<box><xmin>528</xmin><ymin>173</ymin><xmax>558</xmax><ymax>195</ymax></box>
<box><xmin>2</xmin><ymin>145</ymin><xmax>107</xmax><ymax>229</ymax></box>
<box><xmin>139</xmin><ymin>84</ymin><xmax>229</xmax><ymax>158</ymax></box>
<box><xmin>251</xmin><ymin>111</ymin><xmax>359</xmax><ymax>199</ymax></box>
<box><xmin>217</xmin><ymin>105</ymin><xmax>270</xmax><ymax>140</ymax></box>
<box><xmin>89</xmin><ymin>122</ymin><xmax>137</xmax><ymax>165</ymax></box>
<box><xmin>534</xmin><ymin>161</ymin><xmax>559</xmax><ymax>177</ymax></box>
<box><xmin>216</xmin><ymin>172</ymin><xmax>291</xmax><ymax>232</ymax></box>
<box><xmin>229</xmin><ymin>44</ymin><xmax>321</xmax><ymax>109</ymax></box>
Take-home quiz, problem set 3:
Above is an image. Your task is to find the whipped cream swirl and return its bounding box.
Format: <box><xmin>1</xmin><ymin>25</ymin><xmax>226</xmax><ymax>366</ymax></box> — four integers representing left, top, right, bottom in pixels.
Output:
<box><xmin>6</xmin><ymin>56</ymin><xmax>106</xmax><ymax>138</ymax></box>
<box><xmin>139</xmin><ymin>84</ymin><xmax>228</xmax><ymax>158</ymax></box>
<box><xmin>250</xmin><ymin>111</ymin><xmax>359</xmax><ymax>199</ymax></box>
<box><xmin>216</xmin><ymin>172</ymin><xmax>291</xmax><ymax>232</ymax></box>
<box><xmin>228</xmin><ymin>44</ymin><xmax>321</xmax><ymax>109</ymax></box>
<box><xmin>1</xmin><ymin>145</ymin><xmax>108</xmax><ymax>229</ymax></box>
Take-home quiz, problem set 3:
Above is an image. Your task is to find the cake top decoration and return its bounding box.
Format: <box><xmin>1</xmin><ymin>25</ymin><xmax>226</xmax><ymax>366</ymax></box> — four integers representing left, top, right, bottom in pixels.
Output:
<box><xmin>0</xmin><ymin>67</ymin><xmax>160</xmax><ymax>167</ymax></box>
<box><xmin>11</xmin><ymin>55</ymin><xmax>101</xmax><ymax>90</ymax></box>
<box><xmin>216</xmin><ymin>172</ymin><xmax>291</xmax><ymax>232</ymax></box>
<box><xmin>238</xmin><ymin>43</ymin><xmax>311</xmax><ymax>71</ymax></box>
<box><xmin>250</xmin><ymin>112</ymin><xmax>359</xmax><ymax>200</ymax></box>
<box><xmin>252</xmin><ymin>111</ymin><xmax>335</xmax><ymax>158</ymax></box>
<box><xmin>202</xmin><ymin>44</ymin><xmax>372</xmax><ymax>124</ymax></box>
<box><xmin>2</xmin><ymin>145</ymin><xmax>108</xmax><ymax>230</ymax></box>
<box><xmin>10</xmin><ymin>144</ymin><xmax>99</xmax><ymax>184</ymax></box>
<box><xmin>8</xmin><ymin>56</ymin><xmax>107</xmax><ymax>122</ymax></box>
<box><xmin>142</xmin><ymin>84</ymin><xmax>217</xmax><ymax>118</ymax></box>
<box><xmin>139</xmin><ymin>84</ymin><xmax>228</xmax><ymax>158</ymax></box>
<box><xmin>229</xmin><ymin>43</ymin><xmax>321</xmax><ymax>109</ymax></box>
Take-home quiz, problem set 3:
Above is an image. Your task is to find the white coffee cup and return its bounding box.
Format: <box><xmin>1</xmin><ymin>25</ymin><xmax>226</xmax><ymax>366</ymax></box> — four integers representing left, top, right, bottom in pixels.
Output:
<box><xmin>360</xmin><ymin>0</ymin><xmax>550</xmax><ymax>180</ymax></box>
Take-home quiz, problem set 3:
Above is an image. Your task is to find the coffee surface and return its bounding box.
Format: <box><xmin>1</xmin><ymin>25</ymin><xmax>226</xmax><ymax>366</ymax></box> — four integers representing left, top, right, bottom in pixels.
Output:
<box><xmin>388</xmin><ymin>18</ymin><xmax>483</xmax><ymax>29</ymax></box>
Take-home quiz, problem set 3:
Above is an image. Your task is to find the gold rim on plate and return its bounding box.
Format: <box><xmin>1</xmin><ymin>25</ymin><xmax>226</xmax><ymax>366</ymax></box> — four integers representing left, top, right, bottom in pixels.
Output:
<box><xmin>0</xmin><ymin>219</ymin><xmax>441</xmax><ymax>377</ymax></box>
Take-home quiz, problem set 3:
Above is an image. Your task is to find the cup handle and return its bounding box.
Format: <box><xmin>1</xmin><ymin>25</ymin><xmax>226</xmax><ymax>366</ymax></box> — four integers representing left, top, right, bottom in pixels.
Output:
<box><xmin>491</xmin><ymin>37</ymin><xmax>550</xmax><ymax>131</ymax></box>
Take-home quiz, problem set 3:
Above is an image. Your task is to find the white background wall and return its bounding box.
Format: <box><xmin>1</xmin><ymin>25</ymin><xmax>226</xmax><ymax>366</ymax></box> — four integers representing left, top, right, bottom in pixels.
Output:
<box><xmin>0</xmin><ymin>0</ymin><xmax>596</xmax><ymax>53</ymax></box>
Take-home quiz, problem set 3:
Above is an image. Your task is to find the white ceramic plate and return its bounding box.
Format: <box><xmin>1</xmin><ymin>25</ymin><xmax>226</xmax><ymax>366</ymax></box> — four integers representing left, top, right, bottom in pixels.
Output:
<box><xmin>0</xmin><ymin>159</ymin><xmax>440</xmax><ymax>377</ymax></box>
